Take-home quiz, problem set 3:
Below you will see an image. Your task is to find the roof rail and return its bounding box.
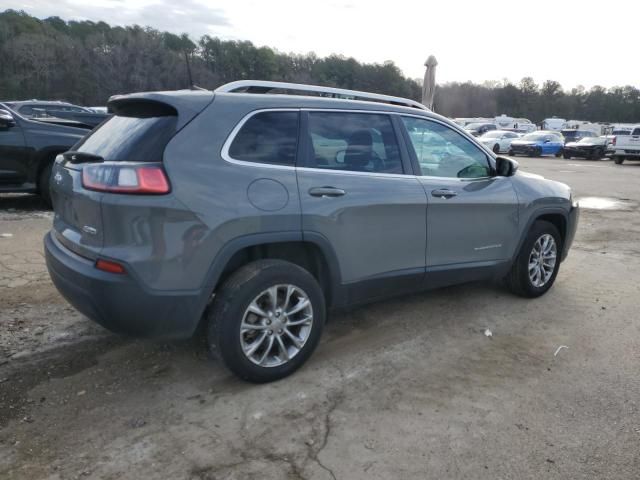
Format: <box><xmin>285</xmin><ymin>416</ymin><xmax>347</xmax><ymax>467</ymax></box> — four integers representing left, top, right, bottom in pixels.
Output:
<box><xmin>215</xmin><ymin>80</ymin><xmax>428</xmax><ymax>111</ymax></box>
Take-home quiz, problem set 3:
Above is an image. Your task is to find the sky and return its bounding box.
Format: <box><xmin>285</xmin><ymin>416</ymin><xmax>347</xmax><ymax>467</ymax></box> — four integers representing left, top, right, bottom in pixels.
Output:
<box><xmin>8</xmin><ymin>0</ymin><xmax>640</xmax><ymax>89</ymax></box>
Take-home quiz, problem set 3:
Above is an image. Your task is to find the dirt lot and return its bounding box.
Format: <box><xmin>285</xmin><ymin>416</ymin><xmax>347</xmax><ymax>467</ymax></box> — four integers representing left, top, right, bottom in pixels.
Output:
<box><xmin>1</xmin><ymin>156</ymin><xmax>639</xmax><ymax>480</ymax></box>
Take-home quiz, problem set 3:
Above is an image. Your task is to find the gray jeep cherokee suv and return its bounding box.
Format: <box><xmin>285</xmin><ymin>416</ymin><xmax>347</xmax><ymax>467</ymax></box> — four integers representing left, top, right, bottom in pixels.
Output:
<box><xmin>44</xmin><ymin>81</ymin><xmax>579</xmax><ymax>382</ymax></box>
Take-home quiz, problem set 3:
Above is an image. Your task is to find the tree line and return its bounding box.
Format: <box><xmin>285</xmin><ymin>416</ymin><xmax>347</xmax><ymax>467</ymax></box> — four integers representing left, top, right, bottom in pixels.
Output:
<box><xmin>1</xmin><ymin>9</ymin><xmax>639</xmax><ymax>123</ymax></box>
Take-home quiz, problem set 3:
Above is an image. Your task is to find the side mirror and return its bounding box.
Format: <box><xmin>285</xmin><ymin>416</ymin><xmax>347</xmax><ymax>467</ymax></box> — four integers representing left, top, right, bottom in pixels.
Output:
<box><xmin>0</xmin><ymin>109</ymin><xmax>15</xmax><ymax>128</ymax></box>
<box><xmin>495</xmin><ymin>156</ymin><xmax>518</xmax><ymax>177</ymax></box>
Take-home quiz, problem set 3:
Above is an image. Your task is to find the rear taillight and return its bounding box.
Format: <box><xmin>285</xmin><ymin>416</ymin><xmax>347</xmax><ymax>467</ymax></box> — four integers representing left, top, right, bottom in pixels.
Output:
<box><xmin>612</xmin><ymin>136</ymin><xmax>616</xmax><ymax>146</ymax></box>
<box><xmin>82</xmin><ymin>164</ymin><xmax>170</xmax><ymax>194</ymax></box>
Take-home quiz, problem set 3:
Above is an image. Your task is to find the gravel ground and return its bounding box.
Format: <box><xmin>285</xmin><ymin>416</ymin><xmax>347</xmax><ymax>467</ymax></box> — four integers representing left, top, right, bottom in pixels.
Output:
<box><xmin>1</xmin><ymin>156</ymin><xmax>639</xmax><ymax>480</ymax></box>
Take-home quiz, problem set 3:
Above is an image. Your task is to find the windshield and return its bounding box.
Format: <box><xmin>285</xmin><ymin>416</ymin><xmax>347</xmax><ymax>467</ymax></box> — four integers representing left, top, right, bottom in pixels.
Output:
<box><xmin>464</xmin><ymin>123</ymin><xmax>487</xmax><ymax>129</ymax></box>
<box><xmin>521</xmin><ymin>133</ymin><xmax>547</xmax><ymax>141</ymax></box>
<box><xmin>578</xmin><ymin>137</ymin><xmax>603</xmax><ymax>145</ymax></box>
<box><xmin>481</xmin><ymin>131</ymin><xmax>502</xmax><ymax>138</ymax></box>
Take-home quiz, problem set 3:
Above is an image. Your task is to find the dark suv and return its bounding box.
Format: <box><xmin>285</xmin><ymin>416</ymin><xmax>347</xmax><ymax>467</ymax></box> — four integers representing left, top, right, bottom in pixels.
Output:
<box><xmin>0</xmin><ymin>106</ymin><xmax>87</xmax><ymax>205</ymax></box>
<box><xmin>45</xmin><ymin>81</ymin><xmax>579</xmax><ymax>382</ymax></box>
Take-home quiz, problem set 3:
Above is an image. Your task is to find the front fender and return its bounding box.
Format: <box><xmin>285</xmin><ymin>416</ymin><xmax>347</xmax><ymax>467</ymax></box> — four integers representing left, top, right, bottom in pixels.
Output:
<box><xmin>513</xmin><ymin>207</ymin><xmax>569</xmax><ymax>261</ymax></box>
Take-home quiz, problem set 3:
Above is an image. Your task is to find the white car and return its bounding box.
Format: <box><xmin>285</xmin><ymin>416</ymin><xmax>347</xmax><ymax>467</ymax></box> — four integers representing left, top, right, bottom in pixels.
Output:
<box><xmin>478</xmin><ymin>130</ymin><xmax>521</xmax><ymax>154</ymax></box>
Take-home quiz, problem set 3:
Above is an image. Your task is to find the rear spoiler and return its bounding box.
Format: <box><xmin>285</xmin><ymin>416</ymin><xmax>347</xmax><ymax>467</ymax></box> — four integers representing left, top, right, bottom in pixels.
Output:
<box><xmin>108</xmin><ymin>90</ymin><xmax>214</xmax><ymax>130</ymax></box>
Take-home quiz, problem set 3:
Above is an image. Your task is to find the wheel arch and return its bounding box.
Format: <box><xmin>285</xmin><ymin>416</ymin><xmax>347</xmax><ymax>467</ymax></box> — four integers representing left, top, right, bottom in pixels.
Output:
<box><xmin>514</xmin><ymin>208</ymin><xmax>568</xmax><ymax>261</ymax></box>
<box><xmin>199</xmin><ymin>232</ymin><xmax>343</xmax><ymax>313</ymax></box>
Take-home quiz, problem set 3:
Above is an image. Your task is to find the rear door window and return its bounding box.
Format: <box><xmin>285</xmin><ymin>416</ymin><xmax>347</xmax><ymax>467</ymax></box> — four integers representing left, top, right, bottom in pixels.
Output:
<box><xmin>228</xmin><ymin>111</ymin><xmax>299</xmax><ymax>166</ymax></box>
<box><xmin>305</xmin><ymin>112</ymin><xmax>403</xmax><ymax>174</ymax></box>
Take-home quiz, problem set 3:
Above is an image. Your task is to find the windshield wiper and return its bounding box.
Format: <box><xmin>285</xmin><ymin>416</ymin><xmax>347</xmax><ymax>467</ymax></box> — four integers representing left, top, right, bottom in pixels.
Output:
<box><xmin>63</xmin><ymin>151</ymin><xmax>105</xmax><ymax>164</ymax></box>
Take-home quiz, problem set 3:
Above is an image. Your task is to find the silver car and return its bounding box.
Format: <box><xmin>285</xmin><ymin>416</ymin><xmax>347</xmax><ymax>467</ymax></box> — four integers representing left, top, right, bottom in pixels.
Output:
<box><xmin>478</xmin><ymin>130</ymin><xmax>521</xmax><ymax>154</ymax></box>
<box><xmin>45</xmin><ymin>81</ymin><xmax>579</xmax><ymax>382</ymax></box>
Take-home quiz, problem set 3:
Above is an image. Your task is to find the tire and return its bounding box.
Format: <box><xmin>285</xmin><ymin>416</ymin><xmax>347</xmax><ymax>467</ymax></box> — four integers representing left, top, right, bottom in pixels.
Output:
<box><xmin>505</xmin><ymin>220</ymin><xmax>562</xmax><ymax>298</ymax></box>
<box><xmin>38</xmin><ymin>162</ymin><xmax>53</xmax><ymax>208</ymax></box>
<box><xmin>508</xmin><ymin>149</ymin><xmax>515</xmax><ymax>156</ymax></box>
<box><xmin>590</xmin><ymin>149</ymin><xmax>602</xmax><ymax>160</ymax></box>
<box><xmin>206</xmin><ymin>259</ymin><xmax>326</xmax><ymax>383</ymax></box>
<box><xmin>493</xmin><ymin>144</ymin><xmax>500</xmax><ymax>154</ymax></box>
<box><xmin>614</xmin><ymin>156</ymin><xmax>625</xmax><ymax>165</ymax></box>
<box><xmin>563</xmin><ymin>153</ymin><xmax>571</xmax><ymax>159</ymax></box>
<box><xmin>555</xmin><ymin>150</ymin><xmax>562</xmax><ymax>158</ymax></box>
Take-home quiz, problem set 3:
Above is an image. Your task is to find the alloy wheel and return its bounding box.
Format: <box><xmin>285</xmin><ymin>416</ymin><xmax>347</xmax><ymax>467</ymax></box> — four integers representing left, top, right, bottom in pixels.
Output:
<box><xmin>528</xmin><ymin>234</ymin><xmax>557</xmax><ymax>287</ymax></box>
<box><xmin>240</xmin><ymin>284</ymin><xmax>313</xmax><ymax>367</ymax></box>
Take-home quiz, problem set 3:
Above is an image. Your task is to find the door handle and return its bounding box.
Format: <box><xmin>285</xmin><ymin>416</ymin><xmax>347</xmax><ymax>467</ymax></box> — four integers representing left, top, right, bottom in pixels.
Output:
<box><xmin>431</xmin><ymin>189</ymin><xmax>458</xmax><ymax>199</ymax></box>
<box><xmin>309</xmin><ymin>186</ymin><xmax>346</xmax><ymax>198</ymax></box>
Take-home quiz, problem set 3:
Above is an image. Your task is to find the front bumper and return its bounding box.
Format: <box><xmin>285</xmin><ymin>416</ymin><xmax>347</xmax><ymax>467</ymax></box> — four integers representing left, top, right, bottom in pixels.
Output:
<box><xmin>510</xmin><ymin>145</ymin><xmax>540</xmax><ymax>156</ymax></box>
<box><xmin>563</xmin><ymin>147</ymin><xmax>593</xmax><ymax>157</ymax></box>
<box><xmin>561</xmin><ymin>202</ymin><xmax>580</xmax><ymax>261</ymax></box>
<box><xmin>44</xmin><ymin>232</ymin><xmax>205</xmax><ymax>338</ymax></box>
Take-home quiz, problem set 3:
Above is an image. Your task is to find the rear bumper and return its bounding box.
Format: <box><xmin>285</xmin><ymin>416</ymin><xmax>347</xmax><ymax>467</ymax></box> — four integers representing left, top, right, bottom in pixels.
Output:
<box><xmin>614</xmin><ymin>149</ymin><xmax>640</xmax><ymax>157</ymax></box>
<box><xmin>561</xmin><ymin>203</ymin><xmax>579</xmax><ymax>261</ymax></box>
<box><xmin>44</xmin><ymin>232</ymin><xmax>205</xmax><ymax>339</ymax></box>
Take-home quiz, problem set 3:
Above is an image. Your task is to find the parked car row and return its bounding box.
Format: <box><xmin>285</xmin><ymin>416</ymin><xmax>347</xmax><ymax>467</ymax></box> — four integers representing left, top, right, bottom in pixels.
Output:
<box><xmin>473</xmin><ymin>126</ymin><xmax>636</xmax><ymax>162</ymax></box>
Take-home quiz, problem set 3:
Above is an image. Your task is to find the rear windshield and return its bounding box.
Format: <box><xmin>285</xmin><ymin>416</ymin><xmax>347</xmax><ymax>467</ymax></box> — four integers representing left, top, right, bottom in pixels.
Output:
<box><xmin>73</xmin><ymin>114</ymin><xmax>177</xmax><ymax>162</ymax></box>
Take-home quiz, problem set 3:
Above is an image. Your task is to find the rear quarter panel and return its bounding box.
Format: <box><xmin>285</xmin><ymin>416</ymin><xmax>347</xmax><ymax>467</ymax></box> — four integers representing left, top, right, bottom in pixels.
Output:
<box><xmin>160</xmin><ymin>96</ymin><xmax>302</xmax><ymax>291</ymax></box>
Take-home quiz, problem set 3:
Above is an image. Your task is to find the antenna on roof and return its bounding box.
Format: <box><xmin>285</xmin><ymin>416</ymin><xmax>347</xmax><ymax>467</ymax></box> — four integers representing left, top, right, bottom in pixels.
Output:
<box><xmin>183</xmin><ymin>52</ymin><xmax>207</xmax><ymax>91</ymax></box>
<box><xmin>184</xmin><ymin>51</ymin><xmax>194</xmax><ymax>89</ymax></box>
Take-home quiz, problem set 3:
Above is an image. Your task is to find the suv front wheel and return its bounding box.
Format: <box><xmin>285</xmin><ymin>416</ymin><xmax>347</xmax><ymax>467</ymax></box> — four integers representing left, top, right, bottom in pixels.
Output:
<box><xmin>207</xmin><ymin>259</ymin><xmax>325</xmax><ymax>383</ymax></box>
<box><xmin>506</xmin><ymin>220</ymin><xmax>561</xmax><ymax>298</ymax></box>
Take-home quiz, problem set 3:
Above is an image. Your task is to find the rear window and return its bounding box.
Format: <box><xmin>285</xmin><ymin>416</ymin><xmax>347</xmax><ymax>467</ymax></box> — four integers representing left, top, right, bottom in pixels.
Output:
<box><xmin>228</xmin><ymin>111</ymin><xmax>299</xmax><ymax>166</ymax></box>
<box><xmin>73</xmin><ymin>114</ymin><xmax>177</xmax><ymax>162</ymax></box>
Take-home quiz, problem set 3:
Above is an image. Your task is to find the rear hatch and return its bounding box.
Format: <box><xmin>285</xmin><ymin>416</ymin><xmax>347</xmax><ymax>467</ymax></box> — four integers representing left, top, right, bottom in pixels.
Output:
<box><xmin>51</xmin><ymin>92</ymin><xmax>213</xmax><ymax>259</ymax></box>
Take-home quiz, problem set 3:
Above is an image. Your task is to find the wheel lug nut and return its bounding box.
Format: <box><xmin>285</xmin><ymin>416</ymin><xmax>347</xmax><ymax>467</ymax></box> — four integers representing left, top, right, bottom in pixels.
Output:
<box><xmin>267</xmin><ymin>331</ymin><xmax>273</xmax><ymax>335</ymax></box>
<box><xmin>266</xmin><ymin>319</ymin><xmax>271</xmax><ymax>325</ymax></box>
<box><xmin>278</xmin><ymin>329</ymin><xmax>283</xmax><ymax>334</ymax></box>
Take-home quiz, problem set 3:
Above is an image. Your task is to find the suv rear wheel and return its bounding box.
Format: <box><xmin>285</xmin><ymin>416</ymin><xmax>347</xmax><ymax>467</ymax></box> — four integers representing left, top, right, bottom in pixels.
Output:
<box><xmin>207</xmin><ymin>259</ymin><xmax>325</xmax><ymax>383</ymax></box>
<box><xmin>505</xmin><ymin>220</ymin><xmax>561</xmax><ymax>298</ymax></box>
<box><xmin>614</xmin><ymin>156</ymin><xmax>625</xmax><ymax>165</ymax></box>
